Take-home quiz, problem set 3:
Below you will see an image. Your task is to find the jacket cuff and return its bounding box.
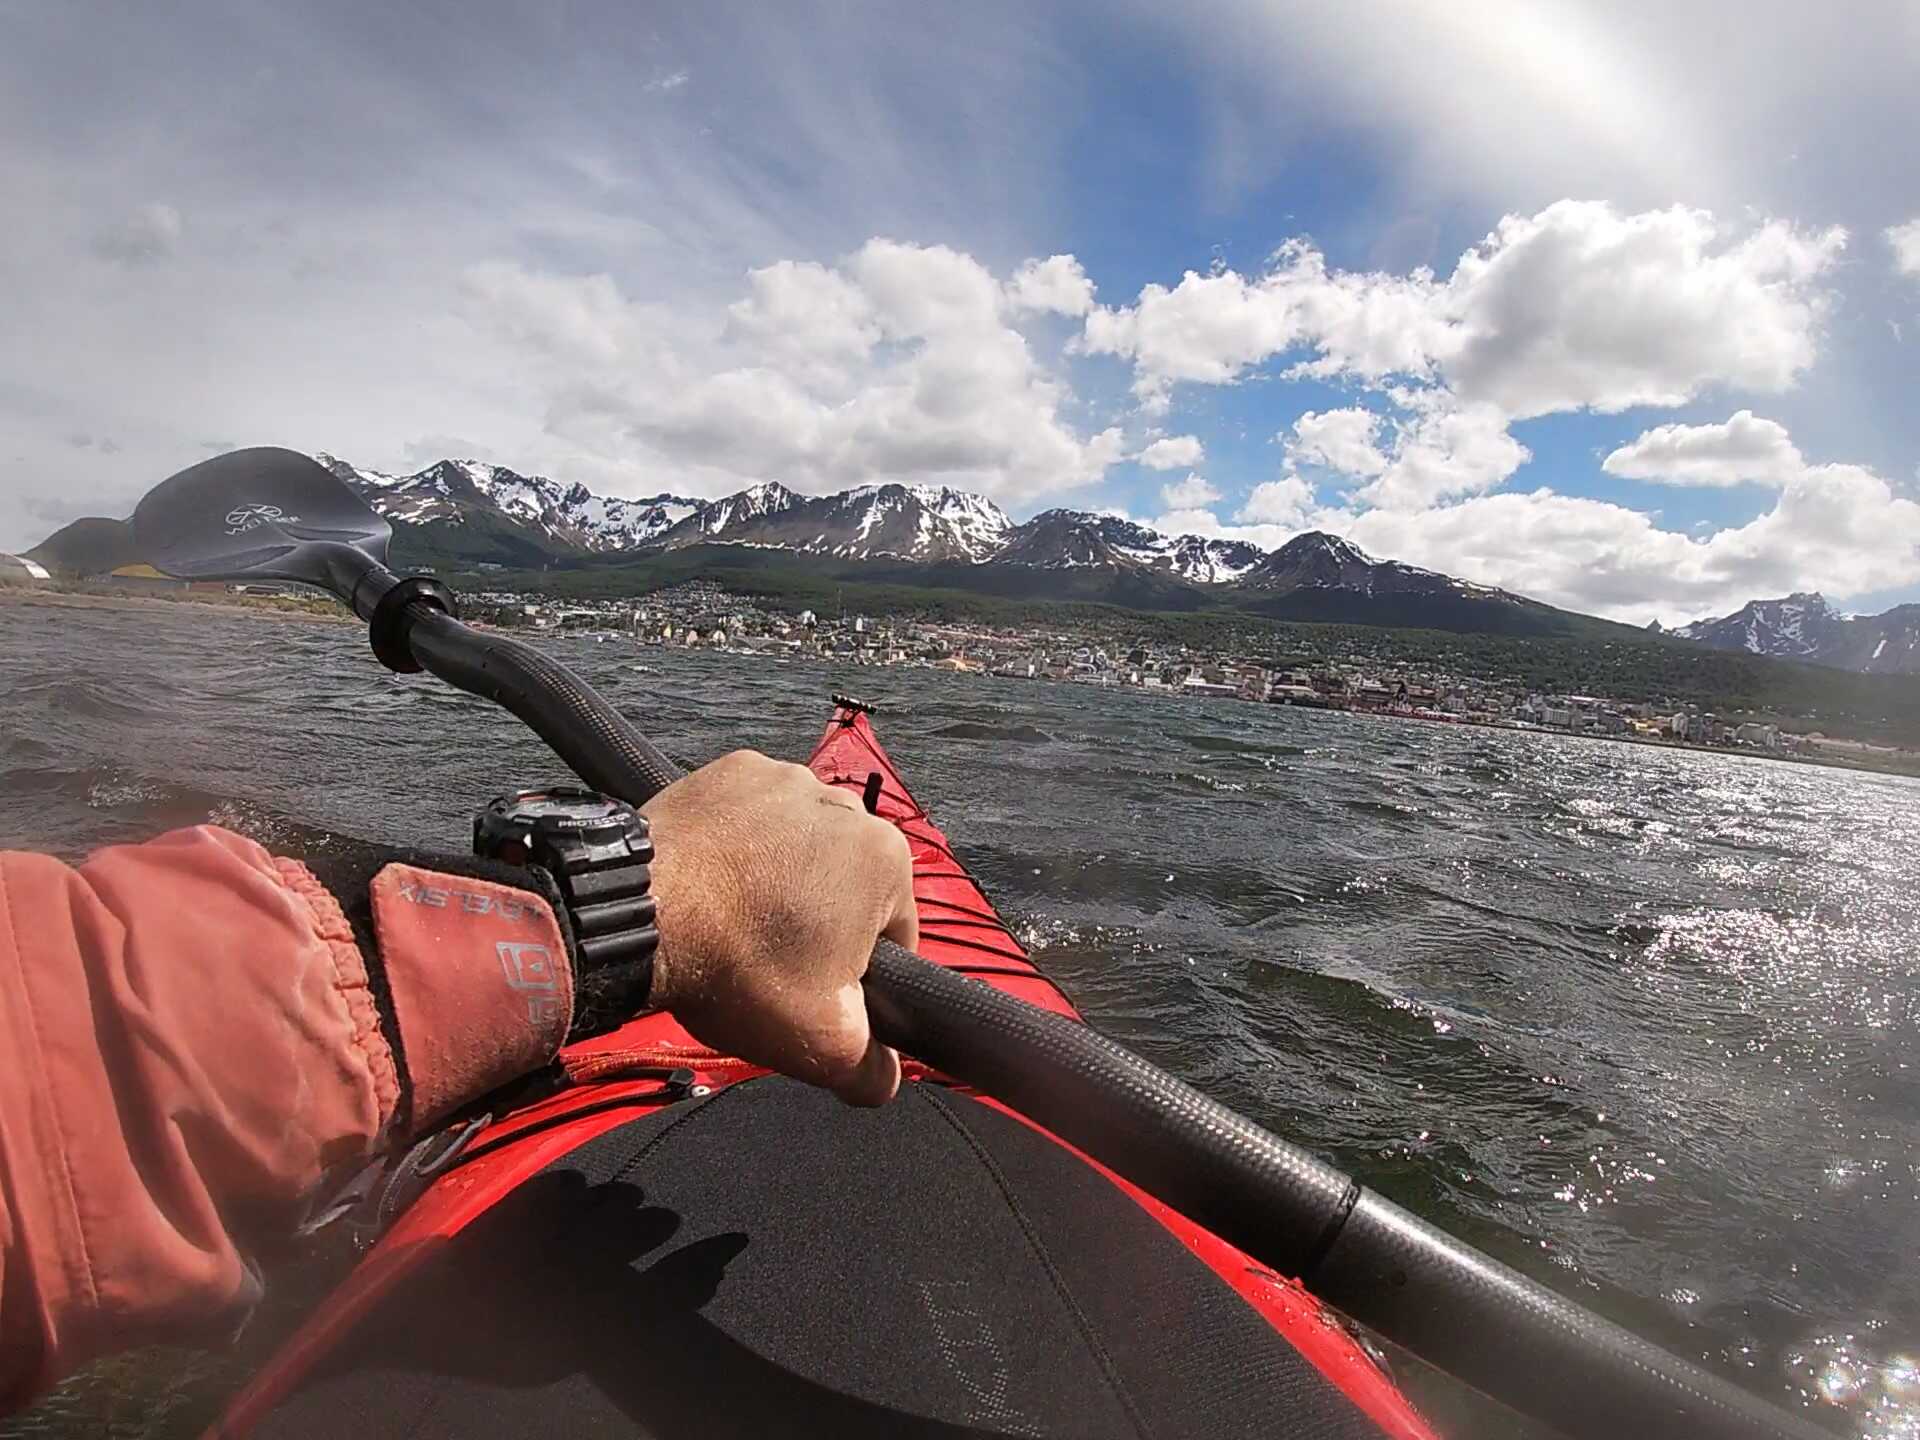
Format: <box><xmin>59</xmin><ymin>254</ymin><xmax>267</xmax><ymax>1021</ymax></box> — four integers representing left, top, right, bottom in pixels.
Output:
<box><xmin>301</xmin><ymin>844</ymin><xmax>577</xmax><ymax>1134</ymax></box>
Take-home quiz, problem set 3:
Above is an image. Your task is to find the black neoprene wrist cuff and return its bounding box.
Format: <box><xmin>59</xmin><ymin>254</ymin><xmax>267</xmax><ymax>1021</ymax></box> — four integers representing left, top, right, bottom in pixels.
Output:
<box><xmin>297</xmin><ymin>839</ymin><xmax>651</xmax><ymax>1072</ymax></box>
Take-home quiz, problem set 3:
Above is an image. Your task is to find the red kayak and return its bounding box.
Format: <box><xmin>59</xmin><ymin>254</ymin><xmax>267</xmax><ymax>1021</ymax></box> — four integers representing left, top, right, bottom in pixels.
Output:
<box><xmin>215</xmin><ymin>699</ymin><xmax>1434</xmax><ymax>1439</ymax></box>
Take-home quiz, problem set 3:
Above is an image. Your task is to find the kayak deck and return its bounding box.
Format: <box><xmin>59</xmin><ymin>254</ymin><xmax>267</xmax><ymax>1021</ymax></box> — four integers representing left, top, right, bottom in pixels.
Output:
<box><xmin>216</xmin><ymin>699</ymin><xmax>1433</xmax><ymax>1440</ymax></box>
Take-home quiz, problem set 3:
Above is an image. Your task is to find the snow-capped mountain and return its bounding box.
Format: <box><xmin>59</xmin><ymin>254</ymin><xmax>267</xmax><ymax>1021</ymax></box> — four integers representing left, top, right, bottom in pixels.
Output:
<box><xmin>317</xmin><ymin>454</ymin><xmax>698</xmax><ymax>552</ymax></box>
<box><xmin>990</xmin><ymin>510</ymin><xmax>1261</xmax><ymax>582</ymax></box>
<box><xmin>1165</xmin><ymin>534</ymin><xmax>1265</xmax><ymax>584</ymax></box>
<box><xmin>1675</xmin><ymin>593</ymin><xmax>1846</xmax><ymax>659</ymax></box>
<box><xmin>1224</xmin><ymin>531</ymin><xmax>1556</xmax><ymax>633</ymax></box>
<box><xmin>301</xmin><ymin>453</ymin><xmax>1567</xmax><ymax>634</ymax></box>
<box><xmin>649</xmin><ymin>482</ymin><xmax>1012</xmax><ymax>563</ymax></box>
<box><xmin>28</xmin><ymin>447</ymin><xmax>1914</xmax><ymax>656</ymax></box>
<box><xmin>1677</xmin><ymin>594</ymin><xmax>1920</xmax><ymax>674</ymax></box>
<box><xmin>993</xmin><ymin>511</ymin><xmax>1165</xmax><ymax>569</ymax></box>
<box><xmin>1857</xmin><ymin>608</ymin><xmax>1920</xmax><ymax>673</ymax></box>
<box><xmin>315</xmin><ymin>452</ymin><xmax>1367</xmax><ymax>587</ymax></box>
<box><xmin>1237</xmin><ymin>532</ymin><xmax>1382</xmax><ymax>592</ymax></box>
<box><xmin>670</xmin><ymin>480</ymin><xmax>803</xmax><ymax>540</ymax></box>
<box><xmin>319</xmin><ymin>454</ymin><xmax>1012</xmax><ymax>564</ymax></box>
<box><xmin>557</xmin><ymin>489</ymin><xmax>701</xmax><ymax>551</ymax></box>
<box><xmin>900</xmin><ymin>485</ymin><xmax>1014</xmax><ymax>561</ymax></box>
<box><xmin>1236</xmin><ymin>532</ymin><xmax>1505</xmax><ymax>601</ymax></box>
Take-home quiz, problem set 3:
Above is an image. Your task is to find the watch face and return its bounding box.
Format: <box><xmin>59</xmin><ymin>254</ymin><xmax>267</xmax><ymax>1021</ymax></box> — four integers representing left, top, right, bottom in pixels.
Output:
<box><xmin>476</xmin><ymin>787</ymin><xmax>639</xmax><ymax>862</ymax></box>
<box><xmin>514</xmin><ymin>790</ymin><xmax>625</xmax><ymax>825</ymax></box>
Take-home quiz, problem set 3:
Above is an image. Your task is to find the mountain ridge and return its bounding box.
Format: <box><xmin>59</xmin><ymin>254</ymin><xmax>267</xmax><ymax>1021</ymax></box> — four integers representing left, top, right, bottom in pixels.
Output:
<box><xmin>317</xmin><ymin>454</ymin><xmax>700</xmax><ymax>553</ymax></box>
<box><xmin>24</xmin><ymin>449</ymin><xmax>1909</xmax><ymax>664</ymax></box>
<box><xmin>1677</xmin><ymin>593</ymin><xmax>1920</xmax><ymax>675</ymax></box>
<box><xmin>9</xmin><ymin>451</ymin><xmax>1657</xmax><ymax>639</ymax></box>
<box><xmin>645</xmin><ymin>479</ymin><xmax>1013</xmax><ymax>563</ymax></box>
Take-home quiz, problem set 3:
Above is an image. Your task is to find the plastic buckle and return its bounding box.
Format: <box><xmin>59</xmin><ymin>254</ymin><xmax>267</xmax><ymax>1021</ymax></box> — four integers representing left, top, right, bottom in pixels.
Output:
<box><xmin>296</xmin><ymin>1111</ymin><xmax>493</xmax><ymax>1243</ymax></box>
<box><xmin>370</xmin><ymin>1112</ymin><xmax>493</xmax><ymax>1228</ymax></box>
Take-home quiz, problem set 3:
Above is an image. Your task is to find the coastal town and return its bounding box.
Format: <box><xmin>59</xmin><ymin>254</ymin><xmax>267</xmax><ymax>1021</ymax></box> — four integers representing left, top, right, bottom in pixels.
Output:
<box><xmin>474</xmin><ymin>580</ymin><xmax>1836</xmax><ymax>762</ymax></box>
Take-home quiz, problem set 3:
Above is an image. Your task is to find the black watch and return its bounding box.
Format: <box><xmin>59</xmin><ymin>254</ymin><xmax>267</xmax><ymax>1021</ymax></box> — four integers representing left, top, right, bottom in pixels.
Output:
<box><xmin>474</xmin><ymin>786</ymin><xmax>660</xmax><ymax>1008</ymax></box>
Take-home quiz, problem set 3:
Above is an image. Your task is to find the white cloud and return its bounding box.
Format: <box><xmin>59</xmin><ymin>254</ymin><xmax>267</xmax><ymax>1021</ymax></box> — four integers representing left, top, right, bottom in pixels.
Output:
<box><xmin>1329</xmin><ymin>441</ymin><xmax>1920</xmax><ymax>626</ymax></box>
<box><xmin>1279</xmin><ymin>399</ymin><xmax>1525</xmax><ymax>510</ymax></box>
<box><xmin>1160</xmin><ymin>472</ymin><xmax>1220</xmax><ymax>508</ymax></box>
<box><xmin>472</xmin><ymin>239</ymin><xmax>1124</xmax><ymax>505</ymax></box>
<box><xmin>1081</xmin><ymin>247</ymin><xmax>1446</xmax><ymax>406</ymax></box>
<box><xmin>460</xmin><ymin>262</ymin><xmax>636</xmax><ymax>366</ymax></box>
<box><xmin>1007</xmin><ymin>254</ymin><xmax>1096</xmax><ymax>316</ymax></box>
<box><xmin>1356</xmin><ymin>398</ymin><xmax>1530</xmax><ymax>509</ymax></box>
<box><xmin>1083</xmin><ymin>267</ymin><xmax>1299</xmax><ymax>395</ymax></box>
<box><xmin>1136</xmin><ymin>433</ymin><xmax>1206</xmax><ymax>470</ymax></box>
<box><xmin>851</xmin><ymin>239</ymin><xmax>1004</xmax><ymax>339</ymax></box>
<box><xmin>1601</xmin><ymin>410</ymin><xmax>1804</xmax><ymax>488</ymax></box>
<box><xmin>1888</xmin><ymin>219</ymin><xmax>1920</xmax><ymax>278</ymax></box>
<box><xmin>1239</xmin><ymin>474</ymin><xmax>1318</xmax><ymax>528</ymax></box>
<box><xmin>1150</xmin><ymin>505</ymin><xmax>1298</xmax><ymax>553</ymax></box>
<box><xmin>1161</xmin><ymin>413</ymin><xmax>1920</xmax><ymax>625</ymax></box>
<box><xmin>644</xmin><ymin>69</ymin><xmax>690</xmax><ymax>94</ymax></box>
<box><xmin>1139</xmin><ymin>472</ymin><xmax>1336</xmax><ymax>553</ymax></box>
<box><xmin>1269</xmin><ymin>243</ymin><xmax>1455</xmax><ymax>386</ymax></box>
<box><xmin>1284</xmin><ymin>408</ymin><xmax>1387</xmax><ymax>477</ymax></box>
<box><xmin>723</xmin><ymin>258</ymin><xmax>879</xmax><ymax>391</ymax></box>
<box><xmin>1083</xmin><ymin>199</ymin><xmax>1866</xmax><ymax>605</ymax></box>
<box><xmin>92</xmin><ymin>202</ymin><xmax>183</xmax><ymax>265</ymax></box>
<box><xmin>1439</xmin><ymin>203</ymin><xmax>1845</xmax><ymax>418</ymax></box>
<box><xmin>1086</xmin><ymin>202</ymin><xmax>1845</xmax><ymax>421</ymax></box>
<box><xmin>1713</xmin><ymin>462</ymin><xmax>1920</xmax><ymax>600</ymax></box>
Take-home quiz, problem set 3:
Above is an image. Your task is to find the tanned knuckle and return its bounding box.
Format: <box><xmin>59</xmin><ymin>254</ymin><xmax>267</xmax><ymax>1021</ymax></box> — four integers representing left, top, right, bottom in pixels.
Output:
<box><xmin>815</xmin><ymin>1027</ymin><xmax>867</xmax><ymax>1076</ymax></box>
<box><xmin>879</xmin><ymin>822</ymin><xmax>912</xmax><ymax>870</ymax></box>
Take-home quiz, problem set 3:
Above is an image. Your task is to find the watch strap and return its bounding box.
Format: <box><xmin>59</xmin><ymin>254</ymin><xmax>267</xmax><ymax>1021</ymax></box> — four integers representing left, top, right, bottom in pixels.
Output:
<box><xmin>529</xmin><ymin>820</ymin><xmax>660</xmax><ymax>1039</ymax></box>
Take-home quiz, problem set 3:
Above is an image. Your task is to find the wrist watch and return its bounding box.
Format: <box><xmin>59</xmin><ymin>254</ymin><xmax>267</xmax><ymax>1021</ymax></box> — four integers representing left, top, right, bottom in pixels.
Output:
<box><xmin>473</xmin><ymin>786</ymin><xmax>659</xmax><ymax>1005</ymax></box>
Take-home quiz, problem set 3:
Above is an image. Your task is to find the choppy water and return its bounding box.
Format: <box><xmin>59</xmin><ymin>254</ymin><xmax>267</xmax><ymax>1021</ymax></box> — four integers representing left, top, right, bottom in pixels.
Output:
<box><xmin>3</xmin><ymin>598</ymin><xmax>1917</xmax><ymax>1438</ymax></box>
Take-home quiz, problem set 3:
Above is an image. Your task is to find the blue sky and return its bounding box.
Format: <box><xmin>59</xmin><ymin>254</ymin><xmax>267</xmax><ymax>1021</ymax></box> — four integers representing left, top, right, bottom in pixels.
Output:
<box><xmin>3</xmin><ymin>1</ymin><xmax>1918</xmax><ymax>624</ymax></box>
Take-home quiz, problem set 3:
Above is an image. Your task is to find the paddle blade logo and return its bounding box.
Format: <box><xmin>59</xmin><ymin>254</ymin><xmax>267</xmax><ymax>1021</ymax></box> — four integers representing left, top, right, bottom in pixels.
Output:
<box><xmin>224</xmin><ymin>503</ymin><xmax>298</xmax><ymax>536</ymax></box>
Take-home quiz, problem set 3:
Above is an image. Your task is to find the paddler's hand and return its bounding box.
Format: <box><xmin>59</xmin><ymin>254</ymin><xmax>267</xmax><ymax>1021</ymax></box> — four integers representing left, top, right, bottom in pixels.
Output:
<box><xmin>641</xmin><ymin>749</ymin><xmax>918</xmax><ymax>1106</ymax></box>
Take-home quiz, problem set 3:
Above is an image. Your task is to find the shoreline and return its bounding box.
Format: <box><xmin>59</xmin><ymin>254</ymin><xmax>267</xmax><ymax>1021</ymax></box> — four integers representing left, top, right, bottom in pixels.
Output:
<box><xmin>12</xmin><ymin>586</ymin><xmax>1917</xmax><ymax>779</ymax></box>
<box><xmin>0</xmin><ymin>587</ymin><xmax>353</xmax><ymax>624</ymax></box>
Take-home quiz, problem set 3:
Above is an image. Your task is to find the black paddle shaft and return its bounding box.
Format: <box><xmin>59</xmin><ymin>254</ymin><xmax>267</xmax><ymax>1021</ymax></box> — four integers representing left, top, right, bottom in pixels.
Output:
<box><xmin>401</xmin><ymin>606</ymin><xmax>682</xmax><ymax>797</ymax></box>
<box><xmin>377</xmin><ymin>601</ymin><xmax>1833</xmax><ymax>1440</ymax></box>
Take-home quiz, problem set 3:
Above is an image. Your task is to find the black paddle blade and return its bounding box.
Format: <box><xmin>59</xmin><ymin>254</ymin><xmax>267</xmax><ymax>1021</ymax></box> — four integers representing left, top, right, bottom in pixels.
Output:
<box><xmin>132</xmin><ymin>447</ymin><xmax>393</xmax><ymax>604</ymax></box>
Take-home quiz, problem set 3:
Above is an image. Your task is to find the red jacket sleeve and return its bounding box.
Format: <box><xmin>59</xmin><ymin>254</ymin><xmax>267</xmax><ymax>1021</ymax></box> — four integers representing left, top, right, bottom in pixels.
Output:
<box><xmin>0</xmin><ymin>825</ymin><xmax>575</xmax><ymax>1411</ymax></box>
